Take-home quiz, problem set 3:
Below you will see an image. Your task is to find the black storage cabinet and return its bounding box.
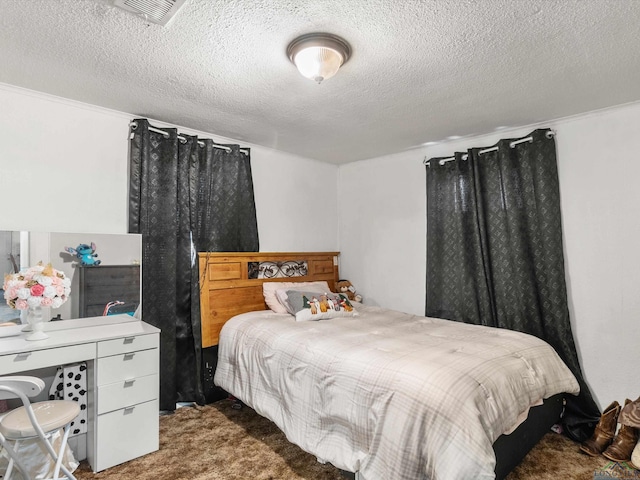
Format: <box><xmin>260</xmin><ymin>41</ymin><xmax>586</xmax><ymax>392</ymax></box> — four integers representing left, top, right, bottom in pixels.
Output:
<box><xmin>77</xmin><ymin>264</ymin><xmax>141</xmax><ymax>317</ymax></box>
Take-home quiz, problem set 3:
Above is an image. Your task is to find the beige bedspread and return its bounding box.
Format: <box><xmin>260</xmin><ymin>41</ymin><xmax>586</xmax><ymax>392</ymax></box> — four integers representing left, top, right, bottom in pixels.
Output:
<box><xmin>214</xmin><ymin>305</ymin><xmax>579</xmax><ymax>480</ymax></box>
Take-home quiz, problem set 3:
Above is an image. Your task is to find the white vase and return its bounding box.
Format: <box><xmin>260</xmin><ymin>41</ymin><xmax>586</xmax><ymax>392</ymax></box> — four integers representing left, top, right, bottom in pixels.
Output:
<box><xmin>25</xmin><ymin>305</ymin><xmax>48</xmax><ymax>341</ymax></box>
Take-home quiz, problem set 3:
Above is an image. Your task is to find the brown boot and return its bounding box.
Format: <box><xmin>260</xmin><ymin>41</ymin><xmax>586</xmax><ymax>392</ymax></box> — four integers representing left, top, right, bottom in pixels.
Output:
<box><xmin>631</xmin><ymin>439</ymin><xmax>639</xmax><ymax>469</ymax></box>
<box><xmin>580</xmin><ymin>401</ymin><xmax>621</xmax><ymax>456</ymax></box>
<box><xmin>620</xmin><ymin>396</ymin><xmax>640</xmax><ymax>428</ymax></box>
<box><xmin>603</xmin><ymin>399</ymin><xmax>640</xmax><ymax>462</ymax></box>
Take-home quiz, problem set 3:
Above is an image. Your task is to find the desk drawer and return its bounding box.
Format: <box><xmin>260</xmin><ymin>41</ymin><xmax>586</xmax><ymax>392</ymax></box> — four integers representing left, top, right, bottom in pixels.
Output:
<box><xmin>0</xmin><ymin>343</ymin><xmax>95</xmax><ymax>375</ymax></box>
<box><xmin>97</xmin><ymin>333</ymin><xmax>158</xmax><ymax>358</ymax></box>
<box><xmin>94</xmin><ymin>399</ymin><xmax>159</xmax><ymax>471</ymax></box>
<box><xmin>97</xmin><ymin>373</ymin><xmax>158</xmax><ymax>414</ymax></box>
<box><xmin>96</xmin><ymin>348</ymin><xmax>158</xmax><ymax>386</ymax></box>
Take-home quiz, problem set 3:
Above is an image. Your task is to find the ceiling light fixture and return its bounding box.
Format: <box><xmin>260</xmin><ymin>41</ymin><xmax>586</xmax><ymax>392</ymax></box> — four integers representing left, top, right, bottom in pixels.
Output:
<box><xmin>287</xmin><ymin>33</ymin><xmax>351</xmax><ymax>84</ymax></box>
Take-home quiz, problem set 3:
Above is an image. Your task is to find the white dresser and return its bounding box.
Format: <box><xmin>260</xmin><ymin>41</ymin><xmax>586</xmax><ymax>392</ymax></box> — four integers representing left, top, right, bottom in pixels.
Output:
<box><xmin>0</xmin><ymin>315</ymin><xmax>160</xmax><ymax>472</ymax></box>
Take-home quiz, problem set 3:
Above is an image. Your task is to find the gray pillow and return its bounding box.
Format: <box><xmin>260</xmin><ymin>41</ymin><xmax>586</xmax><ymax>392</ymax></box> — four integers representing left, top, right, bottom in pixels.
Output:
<box><xmin>283</xmin><ymin>290</ymin><xmax>357</xmax><ymax>322</ymax></box>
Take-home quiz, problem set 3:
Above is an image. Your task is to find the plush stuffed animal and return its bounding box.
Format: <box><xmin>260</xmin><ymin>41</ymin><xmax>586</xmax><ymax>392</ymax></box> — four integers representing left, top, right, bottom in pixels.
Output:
<box><xmin>64</xmin><ymin>242</ymin><xmax>101</xmax><ymax>266</ymax></box>
<box><xmin>335</xmin><ymin>279</ymin><xmax>362</xmax><ymax>303</ymax></box>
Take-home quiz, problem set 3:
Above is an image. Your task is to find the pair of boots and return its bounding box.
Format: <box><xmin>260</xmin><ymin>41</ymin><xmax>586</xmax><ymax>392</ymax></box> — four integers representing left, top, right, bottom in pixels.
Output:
<box><xmin>580</xmin><ymin>398</ymin><xmax>640</xmax><ymax>468</ymax></box>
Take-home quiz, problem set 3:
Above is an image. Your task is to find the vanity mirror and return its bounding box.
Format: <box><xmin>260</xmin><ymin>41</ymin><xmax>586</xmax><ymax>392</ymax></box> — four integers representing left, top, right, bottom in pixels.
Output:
<box><xmin>0</xmin><ymin>231</ymin><xmax>142</xmax><ymax>323</ymax></box>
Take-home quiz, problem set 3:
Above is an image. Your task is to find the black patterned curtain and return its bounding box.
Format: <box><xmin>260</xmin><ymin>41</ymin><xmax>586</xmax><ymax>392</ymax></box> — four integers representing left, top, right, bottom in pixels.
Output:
<box><xmin>426</xmin><ymin>128</ymin><xmax>599</xmax><ymax>441</ymax></box>
<box><xmin>128</xmin><ymin>119</ymin><xmax>258</xmax><ymax>411</ymax></box>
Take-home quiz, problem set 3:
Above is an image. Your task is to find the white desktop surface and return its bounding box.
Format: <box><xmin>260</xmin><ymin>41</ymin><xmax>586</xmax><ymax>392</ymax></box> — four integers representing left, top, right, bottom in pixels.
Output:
<box><xmin>0</xmin><ymin>315</ymin><xmax>159</xmax><ymax>360</ymax></box>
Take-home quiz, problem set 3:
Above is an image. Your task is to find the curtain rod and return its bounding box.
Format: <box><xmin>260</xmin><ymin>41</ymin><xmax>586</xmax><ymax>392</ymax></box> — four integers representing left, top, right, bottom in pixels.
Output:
<box><xmin>130</xmin><ymin>121</ymin><xmax>249</xmax><ymax>155</ymax></box>
<box><xmin>423</xmin><ymin>130</ymin><xmax>555</xmax><ymax>166</ymax></box>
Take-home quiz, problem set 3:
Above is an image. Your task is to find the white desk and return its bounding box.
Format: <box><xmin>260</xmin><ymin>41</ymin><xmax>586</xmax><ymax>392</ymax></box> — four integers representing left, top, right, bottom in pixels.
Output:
<box><xmin>0</xmin><ymin>315</ymin><xmax>160</xmax><ymax>472</ymax></box>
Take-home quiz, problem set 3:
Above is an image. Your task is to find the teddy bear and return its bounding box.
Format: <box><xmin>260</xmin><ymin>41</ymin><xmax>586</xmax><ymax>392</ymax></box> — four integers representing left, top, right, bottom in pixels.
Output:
<box><xmin>335</xmin><ymin>279</ymin><xmax>362</xmax><ymax>303</ymax></box>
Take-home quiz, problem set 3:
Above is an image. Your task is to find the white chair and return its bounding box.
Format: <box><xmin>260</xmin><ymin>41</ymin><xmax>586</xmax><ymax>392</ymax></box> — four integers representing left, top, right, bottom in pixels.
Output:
<box><xmin>0</xmin><ymin>376</ymin><xmax>80</xmax><ymax>480</ymax></box>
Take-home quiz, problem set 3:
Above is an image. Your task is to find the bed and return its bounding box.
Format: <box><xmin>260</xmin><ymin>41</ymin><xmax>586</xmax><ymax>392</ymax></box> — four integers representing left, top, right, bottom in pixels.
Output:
<box><xmin>200</xmin><ymin>252</ymin><xmax>580</xmax><ymax>480</ymax></box>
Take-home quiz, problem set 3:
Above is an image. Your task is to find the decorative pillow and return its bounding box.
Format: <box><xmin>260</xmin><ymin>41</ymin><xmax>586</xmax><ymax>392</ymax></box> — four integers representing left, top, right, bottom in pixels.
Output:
<box><xmin>275</xmin><ymin>287</ymin><xmax>340</xmax><ymax>311</ymax></box>
<box><xmin>283</xmin><ymin>290</ymin><xmax>358</xmax><ymax>322</ymax></box>
<box><xmin>262</xmin><ymin>281</ymin><xmax>332</xmax><ymax>314</ymax></box>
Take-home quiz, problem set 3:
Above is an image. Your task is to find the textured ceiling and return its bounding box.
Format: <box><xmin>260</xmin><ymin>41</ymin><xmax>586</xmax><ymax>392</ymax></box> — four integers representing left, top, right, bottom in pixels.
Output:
<box><xmin>1</xmin><ymin>0</ymin><xmax>640</xmax><ymax>164</ymax></box>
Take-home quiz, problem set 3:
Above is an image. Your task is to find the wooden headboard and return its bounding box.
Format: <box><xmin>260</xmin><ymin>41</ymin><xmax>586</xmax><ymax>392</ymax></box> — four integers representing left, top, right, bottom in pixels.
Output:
<box><xmin>198</xmin><ymin>252</ymin><xmax>340</xmax><ymax>348</ymax></box>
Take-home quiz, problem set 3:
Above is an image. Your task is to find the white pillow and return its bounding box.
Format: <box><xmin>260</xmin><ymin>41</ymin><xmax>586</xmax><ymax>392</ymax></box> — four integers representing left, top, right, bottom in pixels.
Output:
<box><xmin>262</xmin><ymin>281</ymin><xmax>332</xmax><ymax>314</ymax></box>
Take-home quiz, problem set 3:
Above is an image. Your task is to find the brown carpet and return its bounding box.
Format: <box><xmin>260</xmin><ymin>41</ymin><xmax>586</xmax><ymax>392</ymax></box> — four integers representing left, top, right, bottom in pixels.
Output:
<box><xmin>74</xmin><ymin>400</ymin><xmax>614</xmax><ymax>480</ymax></box>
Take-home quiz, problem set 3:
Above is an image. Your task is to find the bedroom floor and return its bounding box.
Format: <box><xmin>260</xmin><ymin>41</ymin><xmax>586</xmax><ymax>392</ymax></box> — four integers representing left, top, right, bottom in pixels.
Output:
<box><xmin>73</xmin><ymin>400</ymin><xmax>617</xmax><ymax>480</ymax></box>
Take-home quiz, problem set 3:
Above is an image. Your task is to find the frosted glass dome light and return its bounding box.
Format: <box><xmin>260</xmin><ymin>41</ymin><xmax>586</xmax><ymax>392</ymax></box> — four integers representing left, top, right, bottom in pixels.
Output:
<box><xmin>287</xmin><ymin>33</ymin><xmax>351</xmax><ymax>84</ymax></box>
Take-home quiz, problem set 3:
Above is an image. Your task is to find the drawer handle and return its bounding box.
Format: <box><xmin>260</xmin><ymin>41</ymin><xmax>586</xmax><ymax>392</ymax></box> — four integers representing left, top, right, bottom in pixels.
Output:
<box><xmin>14</xmin><ymin>353</ymin><xmax>31</xmax><ymax>362</ymax></box>
<box><xmin>123</xmin><ymin>337</ymin><xmax>135</xmax><ymax>345</ymax></box>
<box><xmin>124</xmin><ymin>406</ymin><xmax>135</xmax><ymax>415</ymax></box>
<box><xmin>124</xmin><ymin>379</ymin><xmax>136</xmax><ymax>387</ymax></box>
<box><xmin>123</xmin><ymin>353</ymin><xmax>136</xmax><ymax>361</ymax></box>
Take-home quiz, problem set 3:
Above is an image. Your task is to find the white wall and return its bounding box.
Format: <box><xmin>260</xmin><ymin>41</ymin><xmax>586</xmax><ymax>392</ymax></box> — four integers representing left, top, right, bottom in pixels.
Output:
<box><xmin>0</xmin><ymin>85</ymin><xmax>130</xmax><ymax>233</ymax></box>
<box><xmin>338</xmin><ymin>153</ymin><xmax>427</xmax><ymax>313</ymax></box>
<box><xmin>338</xmin><ymin>101</ymin><xmax>640</xmax><ymax>408</ymax></box>
<box><xmin>251</xmin><ymin>147</ymin><xmax>338</xmax><ymax>252</ymax></box>
<box><xmin>0</xmin><ymin>83</ymin><xmax>338</xmax><ymax>251</ymax></box>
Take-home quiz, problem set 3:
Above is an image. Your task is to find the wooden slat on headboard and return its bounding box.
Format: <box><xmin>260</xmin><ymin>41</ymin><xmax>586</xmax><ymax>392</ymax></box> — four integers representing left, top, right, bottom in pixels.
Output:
<box><xmin>198</xmin><ymin>252</ymin><xmax>340</xmax><ymax>348</ymax></box>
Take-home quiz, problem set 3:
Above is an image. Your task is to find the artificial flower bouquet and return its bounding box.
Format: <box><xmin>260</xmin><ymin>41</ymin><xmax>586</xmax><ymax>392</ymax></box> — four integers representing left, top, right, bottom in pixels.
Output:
<box><xmin>3</xmin><ymin>262</ymin><xmax>71</xmax><ymax>310</ymax></box>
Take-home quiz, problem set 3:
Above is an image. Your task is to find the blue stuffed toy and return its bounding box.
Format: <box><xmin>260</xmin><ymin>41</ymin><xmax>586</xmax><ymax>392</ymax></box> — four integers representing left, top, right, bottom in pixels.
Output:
<box><xmin>64</xmin><ymin>242</ymin><xmax>101</xmax><ymax>266</ymax></box>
